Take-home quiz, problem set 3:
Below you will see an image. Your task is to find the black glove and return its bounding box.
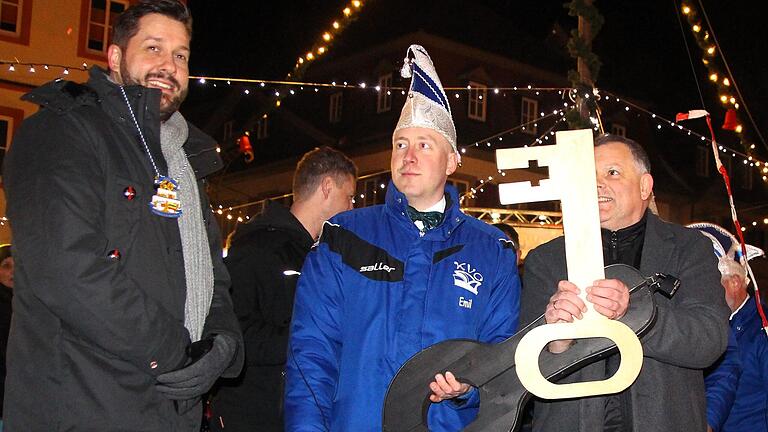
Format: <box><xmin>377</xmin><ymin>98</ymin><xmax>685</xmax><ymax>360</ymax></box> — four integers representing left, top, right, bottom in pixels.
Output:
<box><xmin>156</xmin><ymin>334</ymin><xmax>237</xmax><ymax>400</ymax></box>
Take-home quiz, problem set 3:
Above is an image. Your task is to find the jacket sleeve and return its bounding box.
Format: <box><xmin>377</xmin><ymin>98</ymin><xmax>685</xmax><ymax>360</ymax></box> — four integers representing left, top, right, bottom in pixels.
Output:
<box><xmin>704</xmin><ymin>328</ymin><xmax>741</xmax><ymax>432</ymax></box>
<box><xmin>520</xmin><ymin>244</ymin><xmax>561</xmax><ymax>329</ymax></box>
<box><xmin>201</xmin><ymin>197</ymin><xmax>244</xmax><ymax>378</ymax></box>
<box><xmin>284</xmin><ymin>239</ymin><xmax>344</xmax><ymax>431</ymax></box>
<box><xmin>4</xmin><ymin>113</ymin><xmax>188</xmax><ymax>376</ymax></box>
<box><xmin>225</xmin><ymin>235</ymin><xmax>296</xmax><ymax>366</ymax></box>
<box><xmin>428</xmin><ymin>241</ymin><xmax>522</xmax><ymax>431</ymax></box>
<box><xmin>640</xmin><ymin>233</ymin><xmax>731</xmax><ymax>368</ymax></box>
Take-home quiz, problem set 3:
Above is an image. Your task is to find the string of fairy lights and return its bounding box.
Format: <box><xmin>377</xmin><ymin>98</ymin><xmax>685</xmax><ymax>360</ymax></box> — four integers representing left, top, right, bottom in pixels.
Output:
<box><xmin>210</xmin><ymin>105</ymin><xmax>572</xmax><ymax>225</ymax></box>
<box><xmin>3</xmin><ymin>0</ymin><xmax>767</xmax><ymax>231</ymax></box>
<box><xmin>601</xmin><ymin>91</ymin><xmax>768</xmax><ymax>182</ymax></box>
<box><xmin>1</xmin><ymin>57</ymin><xmax>766</xmax><ymax>228</ymax></box>
<box><xmin>287</xmin><ymin>0</ymin><xmax>368</xmax><ymax>81</ymax></box>
<box><xmin>0</xmin><ymin>60</ymin><xmax>88</xmax><ymax>75</ymax></box>
<box><xmin>679</xmin><ymin>2</ymin><xmax>767</xmax><ymax>153</ymax></box>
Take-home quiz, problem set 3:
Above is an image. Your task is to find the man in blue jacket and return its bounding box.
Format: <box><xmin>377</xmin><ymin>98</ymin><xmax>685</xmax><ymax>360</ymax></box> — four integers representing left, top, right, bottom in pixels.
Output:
<box><xmin>691</xmin><ymin>223</ymin><xmax>767</xmax><ymax>432</ymax></box>
<box><xmin>284</xmin><ymin>45</ymin><xmax>521</xmax><ymax>431</ymax></box>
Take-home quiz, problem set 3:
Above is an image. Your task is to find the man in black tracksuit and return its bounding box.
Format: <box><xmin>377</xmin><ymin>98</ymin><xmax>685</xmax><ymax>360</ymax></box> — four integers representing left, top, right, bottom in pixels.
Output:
<box><xmin>211</xmin><ymin>147</ymin><xmax>357</xmax><ymax>431</ymax></box>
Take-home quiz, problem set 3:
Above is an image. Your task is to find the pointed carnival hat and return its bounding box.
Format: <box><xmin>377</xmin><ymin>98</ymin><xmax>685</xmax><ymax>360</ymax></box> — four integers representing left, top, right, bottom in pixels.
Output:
<box><xmin>687</xmin><ymin>222</ymin><xmax>765</xmax><ymax>280</ymax></box>
<box><xmin>394</xmin><ymin>45</ymin><xmax>459</xmax><ymax>161</ymax></box>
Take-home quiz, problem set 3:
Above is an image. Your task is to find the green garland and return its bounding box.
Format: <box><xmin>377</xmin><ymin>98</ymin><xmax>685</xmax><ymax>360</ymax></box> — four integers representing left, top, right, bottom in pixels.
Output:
<box><xmin>564</xmin><ymin>0</ymin><xmax>604</xmax><ymax>129</ymax></box>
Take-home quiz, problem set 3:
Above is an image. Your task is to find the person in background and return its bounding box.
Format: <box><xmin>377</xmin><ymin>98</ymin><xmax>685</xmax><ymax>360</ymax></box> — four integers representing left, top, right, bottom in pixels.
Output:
<box><xmin>689</xmin><ymin>222</ymin><xmax>767</xmax><ymax>432</ymax></box>
<box><xmin>210</xmin><ymin>147</ymin><xmax>357</xmax><ymax>431</ymax></box>
<box><xmin>494</xmin><ymin>223</ymin><xmax>521</xmax><ymax>266</ymax></box>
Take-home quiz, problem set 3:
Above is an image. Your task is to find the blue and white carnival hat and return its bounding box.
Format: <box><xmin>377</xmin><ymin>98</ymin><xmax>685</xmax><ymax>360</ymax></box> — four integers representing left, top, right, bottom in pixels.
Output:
<box><xmin>394</xmin><ymin>45</ymin><xmax>458</xmax><ymax>161</ymax></box>
<box><xmin>687</xmin><ymin>222</ymin><xmax>765</xmax><ymax>279</ymax></box>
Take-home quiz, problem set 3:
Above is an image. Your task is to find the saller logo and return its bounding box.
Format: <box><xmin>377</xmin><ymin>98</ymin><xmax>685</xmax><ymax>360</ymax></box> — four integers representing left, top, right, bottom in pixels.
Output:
<box><xmin>453</xmin><ymin>261</ymin><xmax>483</xmax><ymax>295</ymax></box>
<box><xmin>360</xmin><ymin>262</ymin><xmax>396</xmax><ymax>273</ymax></box>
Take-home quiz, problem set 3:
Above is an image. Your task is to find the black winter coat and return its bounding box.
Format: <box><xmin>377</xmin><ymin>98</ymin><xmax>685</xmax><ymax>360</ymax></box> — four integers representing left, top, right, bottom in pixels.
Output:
<box><xmin>210</xmin><ymin>202</ymin><xmax>313</xmax><ymax>432</ymax></box>
<box><xmin>2</xmin><ymin>68</ymin><xmax>243</xmax><ymax>431</ymax></box>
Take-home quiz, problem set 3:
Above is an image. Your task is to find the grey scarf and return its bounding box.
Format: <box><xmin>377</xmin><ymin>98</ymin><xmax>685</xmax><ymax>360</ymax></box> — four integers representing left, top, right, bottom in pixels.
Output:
<box><xmin>160</xmin><ymin>112</ymin><xmax>214</xmax><ymax>342</ymax></box>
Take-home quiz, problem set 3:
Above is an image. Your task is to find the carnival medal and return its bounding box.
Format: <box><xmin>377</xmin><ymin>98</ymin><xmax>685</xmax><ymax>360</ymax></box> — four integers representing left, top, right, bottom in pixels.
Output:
<box><xmin>149</xmin><ymin>176</ymin><xmax>183</xmax><ymax>218</ymax></box>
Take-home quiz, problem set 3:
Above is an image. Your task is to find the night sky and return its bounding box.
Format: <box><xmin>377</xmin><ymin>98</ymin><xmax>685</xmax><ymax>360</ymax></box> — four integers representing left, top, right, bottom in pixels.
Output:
<box><xmin>184</xmin><ymin>0</ymin><xmax>768</xmax><ymax>157</ymax></box>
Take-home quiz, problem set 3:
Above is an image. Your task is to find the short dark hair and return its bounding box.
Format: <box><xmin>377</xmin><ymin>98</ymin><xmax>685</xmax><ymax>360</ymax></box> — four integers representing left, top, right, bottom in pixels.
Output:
<box><xmin>111</xmin><ymin>0</ymin><xmax>192</xmax><ymax>50</ymax></box>
<box><xmin>293</xmin><ymin>147</ymin><xmax>358</xmax><ymax>201</ymax></box>
<box><xmin>594</xmin><ymin>133</ymin><xmax>651</xmax><ymax>174</ymax></box>
<box><xmin>493</xmin><ymin>223</ymin><xmax>519</xmax><ymax>252</ymax></box>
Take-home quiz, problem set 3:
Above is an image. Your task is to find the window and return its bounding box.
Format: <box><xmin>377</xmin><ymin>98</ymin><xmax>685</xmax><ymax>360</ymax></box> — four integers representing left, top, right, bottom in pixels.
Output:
<box><xmin>84</xmin><ymin>0</ymin><xmax>127</xmax><ymax>54</ymax></box>
<box><xmin>0</xmin><ymin>0</ymin><xmax>20</xmax><ymax>33</ymax></box>
<box><xmin>222</xmin><ymin>121</ymin><xmax>233</xmax><ymax>142</ymax></box>
<box><xmin>360</xmin><ymin>178</ymin><xmax>386</xmax><ymax>207</ymax></box>
<box><xmin>0</xmin><ymin>108</ymin><xmax>22</xmax><ymax>168</ymax></box>
<box><xmin>742</xmin><ymin>163</ymin><xmax>753</xmax><ymax>190</ymax></box>
<box><xmin>329</xmin><ymin>92</ymin><xmax>343</xmax><ymax>123</ymax></box>
<box><xmin>0</xmin><ymin>0</ymin><xmax>31</xmax><ymax>44</ymax></box>
<box><xmin>521</xmin><ymin>97</ymin><xmax>538</xmax><ymax>135</ymax></box>
<box><xmin>377</xmin><ymin>73</ymin><xmax>392</xmax><ymax>113</ymax></box>
<box><xmin>695</xmin><ymin>146</ymin><xmax>710</xmax><ymax>177</ymax></box>
<box><xmin>611</xmin><ymin>123</ymin><xmax>626</xmax><ymax>137</ymax></box>
<box><xmin>256</xmin><ymin>116</ymin><xmax>268</xmax><ymax>140</ymax></box>
<box><xmin>467</xmin><ymin>81</ymin><xmax>487</xmax><ymax>122</ymax></box>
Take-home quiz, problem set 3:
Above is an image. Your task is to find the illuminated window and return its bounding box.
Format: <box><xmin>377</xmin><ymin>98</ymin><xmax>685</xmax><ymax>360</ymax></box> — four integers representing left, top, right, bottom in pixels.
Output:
<box><xmin>467</xmin><ymin>81</ymin><xmax>487</xmax><ymax>122</ymax></box>
<box><xmin>521</xmin><ymin>97</ymin><xmax>538</xmax><ymax>135</ymax></box>
<box><xmin>329</xmin><ymin>92</ymin><xmax>343</xmax><ymax>123</ymax></box>
<box><xmin>377</xmin><ymin>73</ymin><xmax>392</xmax><ymax>113</ymax></box>
<box><xmin>85</xmin><ymin>0</ymin><xmax>127</xmax><ymax>53</ymax></box>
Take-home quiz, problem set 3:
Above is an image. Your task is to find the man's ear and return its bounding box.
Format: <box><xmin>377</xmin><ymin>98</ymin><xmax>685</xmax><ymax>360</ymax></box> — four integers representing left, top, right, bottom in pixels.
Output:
<box><xmin>445</xmin><ymin>151</ymin><xmax>458</xmax><ymax>176</ymax></box>
<box><xmin>640</xmin><ymin>173</ymin><xmax>654</xmax><ymax>200</ymax></box>
<box><xmin>107</xmin><ymin>44</ymin><xmax>122</xmax><ymax>79</ymax></box>
<box><xmin>320</xmin><ymin>176</ymin><xmax>334</xmax><ymax>199</ymax></box>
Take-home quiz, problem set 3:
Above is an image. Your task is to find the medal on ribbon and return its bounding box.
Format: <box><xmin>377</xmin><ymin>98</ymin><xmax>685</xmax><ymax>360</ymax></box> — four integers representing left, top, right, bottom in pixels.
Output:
<box><xmin>149</xmin><ymin>176</ymin><xmax>183</xmax><ymax>218</ymax></box>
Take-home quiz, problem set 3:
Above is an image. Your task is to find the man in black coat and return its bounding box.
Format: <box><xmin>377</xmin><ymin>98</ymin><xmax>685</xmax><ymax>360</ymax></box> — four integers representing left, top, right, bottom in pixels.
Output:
<box><xmin>210</xmin><ymin>147</ymin><xmax>357</xmax><ymax>431</ymax></box>
<box><xmin>1</xmin><ymin>1</ymin><xmax>243</xmax><ymax>430</ymax></box>
<box><xmin>520</xmin><ymin>134</ymin><xmax>730</xmax><ymax>432</ymax></box>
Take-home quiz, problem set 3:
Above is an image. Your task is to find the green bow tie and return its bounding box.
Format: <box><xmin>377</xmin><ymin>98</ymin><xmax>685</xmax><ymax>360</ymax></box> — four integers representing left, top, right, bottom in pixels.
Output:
<box><xmin>407</xmin><ymin>206</ymin><xmax>444</xmax><ymax>231</ymax></box>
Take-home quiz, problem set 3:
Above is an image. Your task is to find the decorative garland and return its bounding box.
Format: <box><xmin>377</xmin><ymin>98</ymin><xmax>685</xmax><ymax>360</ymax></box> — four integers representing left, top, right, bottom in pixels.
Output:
<box><xmin>564</xmin><ymin>0</ymin><xmax>604</xmax><ymax>129</ymax></box>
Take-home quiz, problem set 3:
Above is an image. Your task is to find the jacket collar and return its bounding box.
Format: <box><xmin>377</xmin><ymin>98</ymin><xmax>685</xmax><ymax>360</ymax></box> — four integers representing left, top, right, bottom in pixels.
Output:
<box><xmin>731</xmin><ymin>296</ymin><xmax>758</xmax><ymax>327</ymax></box>
<box><xmin>234</xmin><ymin>201</ymin><xmax>313</xmax><ymax>248</ymax></box>
<box><xmin>384</xmin><ymin>181</ymin><xmax>464</xmax><ymax>239</ymax></box>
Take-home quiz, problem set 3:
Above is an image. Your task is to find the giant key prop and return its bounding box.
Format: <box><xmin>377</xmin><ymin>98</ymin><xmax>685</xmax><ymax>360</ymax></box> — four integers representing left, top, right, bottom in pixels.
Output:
<box><xmin>499</xmin><ymin>129</ymin><xmax>642</xmax><ymax>399</ymax></box>
<box><xmin>382</xmin><ymin>129</ymin><xmax>670</xmax><ymax>431</ymax></box>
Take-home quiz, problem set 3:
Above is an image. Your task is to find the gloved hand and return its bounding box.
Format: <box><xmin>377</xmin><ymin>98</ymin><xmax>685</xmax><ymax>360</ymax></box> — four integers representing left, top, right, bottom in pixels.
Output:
<box><xmin>156</xmin><ymin>334</ymin><xmax>237</xmax><ymax>400</ymax></box>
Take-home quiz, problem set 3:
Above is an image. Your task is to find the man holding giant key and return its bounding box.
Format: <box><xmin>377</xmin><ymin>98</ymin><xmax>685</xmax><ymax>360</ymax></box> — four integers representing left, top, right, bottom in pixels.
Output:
<box><xmin>519</xmin><ymin>134</ymin><xmax>730</xmax><ymax>432</ymax></box>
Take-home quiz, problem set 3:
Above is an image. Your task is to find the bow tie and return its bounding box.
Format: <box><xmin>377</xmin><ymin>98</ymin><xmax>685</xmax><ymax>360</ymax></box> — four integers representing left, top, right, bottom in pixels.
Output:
<box><xmin>407</xmin><ymin>206</ymin><xmax>444</xmax><ymax>231</ymax></box>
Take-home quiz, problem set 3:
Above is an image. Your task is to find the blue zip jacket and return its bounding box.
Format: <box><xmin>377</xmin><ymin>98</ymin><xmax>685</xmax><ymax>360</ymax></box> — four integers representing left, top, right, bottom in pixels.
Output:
<box><xmin>705</xmin><ymin>328</ymin><xmax>741</xmax><ymax>432</ymax></box>
<box><xmin>285</xmin><ymin>183</ymin><xmax>521</xmax><ymax>431</ymax></box>
<box><xmin>722</xmin><ymin>297</ymin><xmax>768</xmax><ymax>432</ymax></box>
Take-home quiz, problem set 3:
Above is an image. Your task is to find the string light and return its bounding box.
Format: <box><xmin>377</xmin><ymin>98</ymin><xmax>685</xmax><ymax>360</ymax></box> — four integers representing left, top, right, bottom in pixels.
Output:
<box><xmin>603</xmin><ymin>91</ymin><xmax>768</xmax><ymax>184</ymax></box>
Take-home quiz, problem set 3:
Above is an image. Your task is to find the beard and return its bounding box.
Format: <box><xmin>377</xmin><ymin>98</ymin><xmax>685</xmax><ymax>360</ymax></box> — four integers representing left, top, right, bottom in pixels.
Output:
<box><xmin>118</xmin><ymin>57</ymin><xmax>188</xmax><ymax>121</ymax></box>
